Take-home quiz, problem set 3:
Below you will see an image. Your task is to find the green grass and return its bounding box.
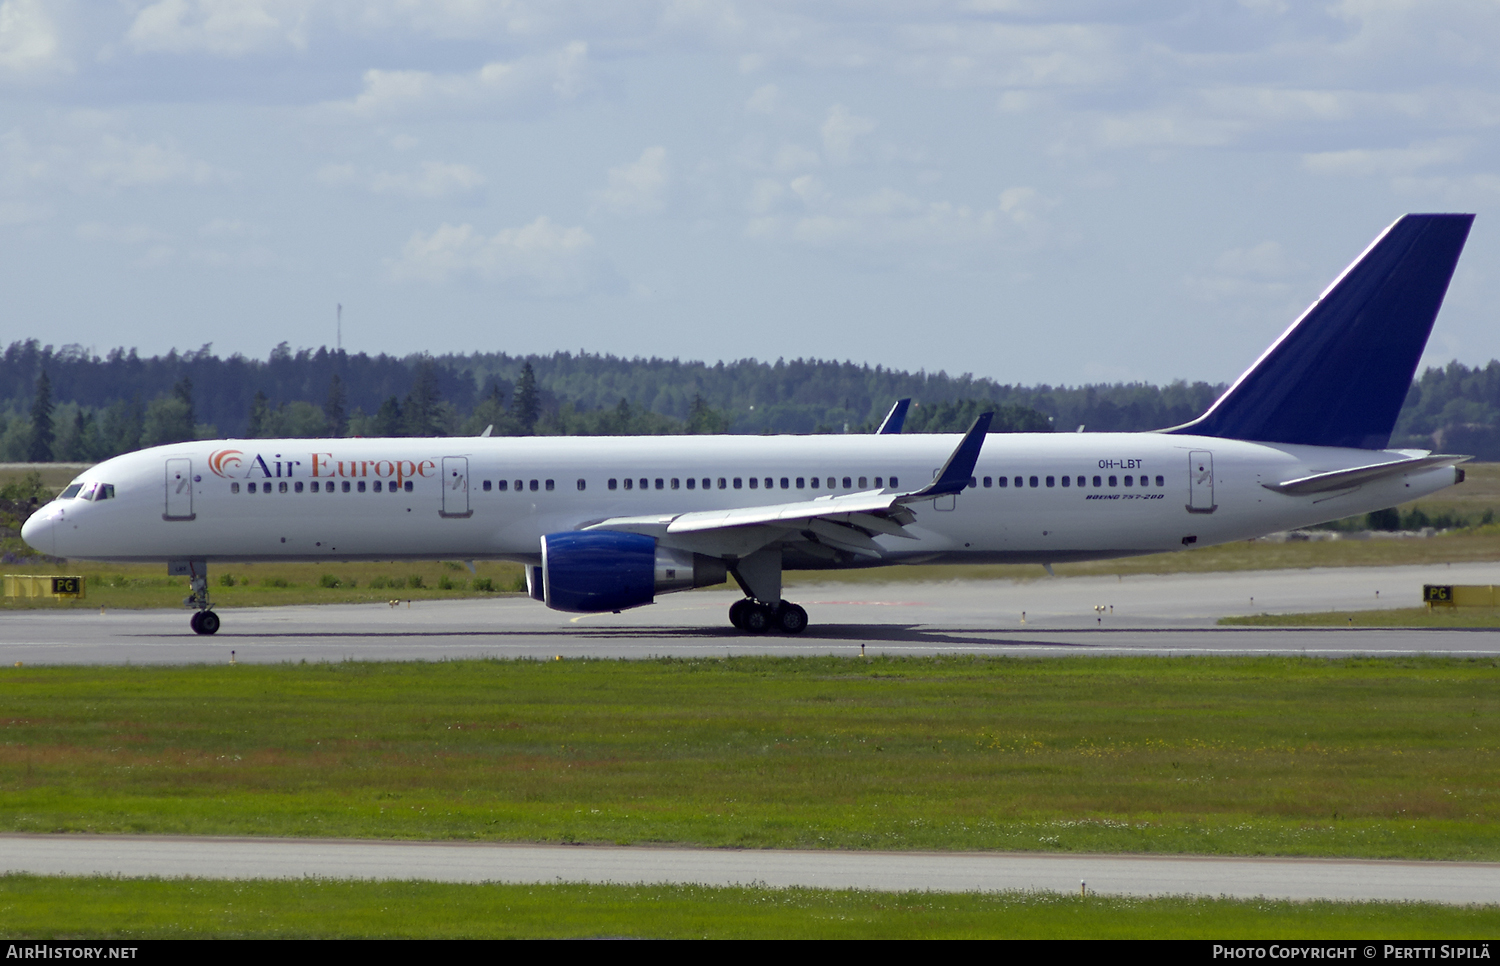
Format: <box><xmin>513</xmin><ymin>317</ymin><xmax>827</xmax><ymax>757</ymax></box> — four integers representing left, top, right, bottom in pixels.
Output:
<box><xmin>3</xmin><ymin>656</ymin><xmax>1498</xmax><ymax>860</ymax></box>
<box><xmin>0</xmin><ymin>559</ymin><xmax>529</xmax><ymax>610</ymax></box>
<box><xmin>1222</xmin><ymin>607</ymin><xmax>1500</xmax><ymax>627</ymax></box>
<box><xmin>1</xmin><ymin>875</ymin><xmax>1494</xmax><ymax>939</ymax></box>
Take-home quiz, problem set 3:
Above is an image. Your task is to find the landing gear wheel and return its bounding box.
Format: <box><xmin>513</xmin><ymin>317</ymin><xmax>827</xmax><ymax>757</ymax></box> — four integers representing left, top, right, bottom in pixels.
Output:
<box><xmin>189</xmin><ymin>611</ymin><xmax>203</xmax><ymax>634</ymax></box>
<box><xmin>742</xmin><ymin>603</ymin><xmax>774</xmax><ymax>634</ymax></box>
<box><xmin>728</xmin><ymin>599</ymin><xmax>752</xmax><ymax>629</ymax></box>
<box><xmin>192</xmin><ymin>611</ymin><xmax>220</xmax><ymax>636</ymax></box>
<box><xmin>777</xmin><ymin>603</ymin><xmax>808</xmax><ymax>635</ymax></box>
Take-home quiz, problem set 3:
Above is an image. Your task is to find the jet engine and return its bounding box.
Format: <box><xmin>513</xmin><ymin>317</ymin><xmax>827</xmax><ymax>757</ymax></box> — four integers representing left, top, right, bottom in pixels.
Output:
<box><xmin>540</xmin><ymin>530</ymin><xmax>727</xmax><ymax>613</ymax></box>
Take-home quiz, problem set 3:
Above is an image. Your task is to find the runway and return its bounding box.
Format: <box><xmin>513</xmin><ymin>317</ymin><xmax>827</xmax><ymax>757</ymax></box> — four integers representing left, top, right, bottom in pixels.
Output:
<box><xmin>3</xmin><ymin>834</ymin><xmax>1495</xmax><ymax>904</ymax></box>
<box><xmin>5</xmin><ymin>563</ymin><xmax>1500</xmax><ymax>664</ymax></box>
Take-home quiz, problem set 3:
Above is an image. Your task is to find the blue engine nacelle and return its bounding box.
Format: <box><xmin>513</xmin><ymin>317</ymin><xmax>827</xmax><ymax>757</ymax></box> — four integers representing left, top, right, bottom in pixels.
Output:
<box><xmin>540</xmin><ymin>530</ymin><xmax>728</xmax><ymax>613</ymax></box>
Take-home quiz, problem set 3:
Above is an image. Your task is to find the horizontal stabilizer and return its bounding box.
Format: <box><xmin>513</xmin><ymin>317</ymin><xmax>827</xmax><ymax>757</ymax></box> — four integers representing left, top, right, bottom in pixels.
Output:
<box><xmin>1168</xmin><ymin>213</ymin><xmax>1474</xmax><ymax>450</ymax></box>
<box><xmin>1262</xmin><ymin>454</ymin><xmax>1470</xmax><ymax>495</ymax></box>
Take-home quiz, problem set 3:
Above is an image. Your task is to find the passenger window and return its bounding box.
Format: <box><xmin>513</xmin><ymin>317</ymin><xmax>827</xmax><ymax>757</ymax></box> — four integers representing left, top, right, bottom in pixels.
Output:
<box><xmin>686</xmin><ymin>478</ymin><xmax>695</xmax><ymax>490</ymax></box>
<box><xmin>702</xmin><ymin>479</ymin><xmax>711</xmax><ymax>490</ymax></box>
<box><xmin>1029</xmin><ymin>476</ymin><xmax>1039</xmax><ymax>488</ymax></box>
<box><xmin>404</xmin><ymin>481</ymin><xmax>413</xmax><ymax>492</ymax></box>
<box><xmin>749</xmin><ymin>477</ymin><xmax>758</xmax><ymax>489</ymax></box>
<box><xmin>670</xmin><ymin>478</ymin><xmax>679</xmax><ymax>490</ymax></box>
<box><xmin>483</xmin><ymin>480</ymin><xmax>492</xmax><ymax>491</ymax></box>
<box><xmin>781</xmin><ymin>478</ymin><xmax>789</xmax><ymax>489</ymax></box>
<box><xmin>1046</xmin><ymin>476</ymin><xmax>1055</xmax><ymax>488</ymax></box>
<box><xmin>997</xmin><ymin>476</ymin><xmax>1007</xmax><ymax>488</ymax></box>
<box><xmin>1061</xmin><ymin>476</ymin><xmax>1069</xmax><ymax>487</ymax></box>
<box><xmin>968</xmin><ymin>477</ymin><xmax>976</xmax><ymax>489</ymax></box>
<box><xmin>859</xmin><ymin>477</ymin><xmax>868</xmax><ymax>488</ymax></box>
<box><xmin>309</xmin><ymin>481</ymin><xmax>318</xmax><ymax>493</ymax></box>
<box><xmin>842</xmin><ymin>477</ymin><xmax>852</xmax><ymax>489</ymax></box>
<box><xmin>654</xmin><ymin>479</ymin><xmax>663</xmax><ymax>490</ymax></box>
<box><xmin>342</xmin><ymin>481</ymin><xmax>351</xmax><ymax>493</ymax></box>
<box><xmin>279</xmin><ymin>481</ymin><xmax>288</xmax><ymax>493</ymax></box>
<box><xmin>231</xmin><ymin>482</ymin><xmax>240</xmax><ymax>494</ymax></box>
<box><xmin>889</xmin><ymin>476</ymin><xmax>898</xmax><ymax>488</ymax></box>
<box><xmin>1156</xmin><ymin>475</ymin><xmax>1164</xmax><ymax>487</ymax></box>
<box><xmin>1014</xmin><ymin>477</ymin><xmax>1023</xmax><ymax>488</ymax></box>
<box><xmin>514</xmin><ymin>480</ymin><xmax>522</xmax><ymax>492</ymax></box>
<box><xmin>1124</xmin><ymin>475</ymin><xmax>1133</xmax><ymax>487</ymax></box>
<box><xmin>733</xmin><ymin>478</ymin><xmax>742</xmax><ymax>489</ymax></box>
<box><xmin>718</xmin><ymin>478</ymin><xmax>727</xmax><ymax>489</ymax></box>
<box><xmin>577</xmin><ymin>479</ymin><xmax>586</xmax><ymax>491</ymax></box>
<box><xmin>373</xmin><ymin>481</ymin><xmax>382</xmax><ymax>492</ymax></box>
<box><xmin>1092</xmin><ymin>476</ymin><xmax>1101</xmax><ymax>487</ymax></box>
<box><xmin>1077</xmin><ymin>476</ymin><xmax>1085</xmax><ymax>487</ymax></box>
<box><xmin>827</xmin><ymin>477</ymin><xmax>836</xmax><ymax>488</ymax></box>
<box><xmin>874</xmin><ymin>477</ymin><xmax>883</xmax><ymax>488</ymax></box>
<box><xmin>609</xmin><ymin>479</ymin><xmax>618</xmax><ymax>490</ymax></box>
<box><xmin>764</xmin><ymin>478</ymin><xmax>773</xmax><ymax>489</ymax></box>
<box><xmin>624</xmin><ymin>478</ymin><xmax>633</xmax><ymax>490</ymax></box>
<box><xmin>60</xmin><ymin>484</ymin><xmax>83</xmax><ymax>499</ymax></box>
<box><xmin>796</xmin><ymin>477</ymin><xmax>805</xmax><ymax>489</ymax></box>
<box><xmin>639</xmin><ymin>479</ymin><xmax>647</xmax><ymax>490</ymax></box>
<box><xmin>530</xmin><ymin>480</ymin><xmax>539</xmax><ymax>492</ymax></box>
<box><xmin>545</xmin><ymin>480</ymin><xmax>555</xmax><ymax>491</ymax></box>
<box><xmin>983</xmin><ymin>477</ymin><xmax>992</xmax><ymax>488</ymax></box>
<box><xmin>295</xmin><ymin>481</ymin><xmax>304</xmax><ymax>493</ymax></box>
<box><xmin>357</xmin><ymin>481</ymin><xmax>366</xmax><ymax>493</ymax></box>
<box><xmin>1108</xmin><ymin>476</ymin><xmax>1117</xmax><ymax>487</ymax></box>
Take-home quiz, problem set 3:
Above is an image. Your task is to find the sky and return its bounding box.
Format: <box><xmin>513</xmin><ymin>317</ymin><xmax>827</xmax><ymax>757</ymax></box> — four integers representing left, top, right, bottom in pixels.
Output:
<box><xmin>2</xmin><ymin>1</ymin><xmax>1498</xmax><ymax>388</ymax></box>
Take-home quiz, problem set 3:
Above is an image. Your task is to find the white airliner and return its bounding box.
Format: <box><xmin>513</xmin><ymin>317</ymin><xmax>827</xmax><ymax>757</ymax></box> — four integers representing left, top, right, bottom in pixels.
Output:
<box><xmin>22</xmin><ymin>213</ymin><xmax>1475</xmax><ymax>637</ymax></box>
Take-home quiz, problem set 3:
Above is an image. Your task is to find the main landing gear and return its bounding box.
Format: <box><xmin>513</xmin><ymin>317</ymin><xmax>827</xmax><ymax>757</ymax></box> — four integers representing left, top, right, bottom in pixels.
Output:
<box><xmin>728</xmin><ymin>598</ymin><xmax>808</xmax><ymax>634</ymax></box>
<box><xmin>180</xmin><ymin>560</ymin><xmax>220</xmax><ymax>635</ymax></box>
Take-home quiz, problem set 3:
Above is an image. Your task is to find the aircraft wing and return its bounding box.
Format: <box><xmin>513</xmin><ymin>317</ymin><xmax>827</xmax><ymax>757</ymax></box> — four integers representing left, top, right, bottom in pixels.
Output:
<box><xmin>1262</xmin><ymin>453</ymin><xmax>1471</xmax><ymax>495</ymax></box>
<box><xmin>582</xmin><ymin>413</ymin><xmax>993</xmax><ymax>557</ymax></box>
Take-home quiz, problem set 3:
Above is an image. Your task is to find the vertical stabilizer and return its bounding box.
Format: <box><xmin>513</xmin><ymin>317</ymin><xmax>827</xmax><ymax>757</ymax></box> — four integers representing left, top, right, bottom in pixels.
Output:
<box><xmin>1167</xmin><ymin>213</ymin><xmax>1473</xmax><ymax>450</ymax></box>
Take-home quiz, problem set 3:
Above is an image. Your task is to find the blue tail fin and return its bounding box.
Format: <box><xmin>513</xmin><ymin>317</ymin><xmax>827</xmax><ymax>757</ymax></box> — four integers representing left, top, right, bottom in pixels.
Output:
<box><xmin>1167</xmin><ymin>213</ymin><xmax>1473</xmax><ymax>450</ymax></box>
<box><xmin>878</xmin><ymin>398</ymin><xmax>911</xmax><ymax>434</ymax></box>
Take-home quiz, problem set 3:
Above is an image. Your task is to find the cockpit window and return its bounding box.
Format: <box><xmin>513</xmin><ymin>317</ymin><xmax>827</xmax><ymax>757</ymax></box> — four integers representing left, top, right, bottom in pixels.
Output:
<box><xmin>59</xmin><ymin>484</ymin><xmax>83</xmax><ymax>499</ymax></box>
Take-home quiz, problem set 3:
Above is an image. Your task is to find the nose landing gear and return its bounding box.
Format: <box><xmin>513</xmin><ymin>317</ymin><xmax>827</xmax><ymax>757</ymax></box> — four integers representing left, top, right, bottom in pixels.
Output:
<box><xmin>728</xmin><ymin>598</ymin><xmax>808</xmax><ymax>634</ymax></box>
<box><xmin>179</xmin><ymin>560</ymin><xmax>220</xmax><ymax>635</ymax></box>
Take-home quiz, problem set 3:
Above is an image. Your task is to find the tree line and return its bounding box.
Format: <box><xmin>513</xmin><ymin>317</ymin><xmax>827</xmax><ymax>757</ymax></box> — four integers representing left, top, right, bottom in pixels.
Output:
<box><xmin>5</xmin><ymin>339</ymin><xmax>1500</xmax><ymax>461</ymax></box>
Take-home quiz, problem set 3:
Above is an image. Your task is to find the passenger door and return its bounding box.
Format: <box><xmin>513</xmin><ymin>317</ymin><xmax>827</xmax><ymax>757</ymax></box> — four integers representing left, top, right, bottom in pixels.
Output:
<box><xmin>440</xmin><ymin>456</ymin><xmax>472</xmax><ymax>518</ymax></box>
<box><xmin>164</xmin><ymin>458</ymin><xmax>195</xmax><ymax>521</ymax></box>
<box><xmin>1188</xmin><ymin>451</ymin><xmax>1216</xmax><ymax>513</ymax></box>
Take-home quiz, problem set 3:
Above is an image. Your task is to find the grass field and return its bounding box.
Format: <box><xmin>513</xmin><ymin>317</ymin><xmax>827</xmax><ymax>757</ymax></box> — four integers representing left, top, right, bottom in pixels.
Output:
<box><xmin>3</xmin><ymin>656</ymin><xmax>1497</xmax><ymax>860</ymax></box>
<box><xmin>2</xmin><ymin>876</ymin><xmax>1495</xmax><ymax>939</ymax></box>
<box><xmin>1222</xmin><ymin>607</ymin><xmax>1500</xmax><ymax>627</ymax></box>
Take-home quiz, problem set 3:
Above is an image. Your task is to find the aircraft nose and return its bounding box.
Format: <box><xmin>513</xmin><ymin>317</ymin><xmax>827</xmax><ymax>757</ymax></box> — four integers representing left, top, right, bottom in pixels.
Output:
<box><xmin>20</xmin><ymin>507</ymin><xmax>56</xmax><ymax>557</ymax></box>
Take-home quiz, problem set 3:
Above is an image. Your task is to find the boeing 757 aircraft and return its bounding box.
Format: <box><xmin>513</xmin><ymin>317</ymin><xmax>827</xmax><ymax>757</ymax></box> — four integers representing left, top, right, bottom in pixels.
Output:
<box><xmin>22</xmin><ymin>213</ymin><xmax>1475</xmax><ymax>636</ymax></box>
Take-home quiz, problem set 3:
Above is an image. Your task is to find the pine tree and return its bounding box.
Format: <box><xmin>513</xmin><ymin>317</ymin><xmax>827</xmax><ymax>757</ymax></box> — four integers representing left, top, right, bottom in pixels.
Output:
<box><xmin>373</xmin><ymin>396</ymin><xmax>404</xmax><ymax>436</ymax></box>
<box><xmin>404</xmin><ymin>360</ymin><xmax>444</xmax><ymax>437</ymax></box>
<box><xmin>324</xmin><ymin>373</ymin><xmax>348</xmax><ymax>437</ymax></box>
<box><xmin>247</xmin><ymin>390</ymin><xmax>269</xmax><ymax>437</ymax></box>
<box><xmin>514</xmin><ymin>361</ymin><xmax>540</xmax><ymax>436</ymax></box>
<box><xmin>27</xmin><ymin>370</ymin><xmax>53</xmax><ymax>462</ymax></box>
<box><xmin>173</xmin><ymin>377</ymin><xmax>195</xmax><ymax>430</ymax></box>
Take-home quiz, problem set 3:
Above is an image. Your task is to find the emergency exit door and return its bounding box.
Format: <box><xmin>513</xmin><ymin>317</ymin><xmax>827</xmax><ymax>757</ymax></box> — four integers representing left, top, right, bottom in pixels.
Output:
<box><xmin>1187</xmin><ymin>451</ymin><xmax>1216</xmax><ymax>513</ymax></box>
<box><xmin>440</xmin><ymin>456</ymin><xmax>472</xmax><ymax>518</ymax></box>
<box><xmin>164</xmin><ymin>458</ymin><xmax>195</xmax><ymax>521</ymax></box>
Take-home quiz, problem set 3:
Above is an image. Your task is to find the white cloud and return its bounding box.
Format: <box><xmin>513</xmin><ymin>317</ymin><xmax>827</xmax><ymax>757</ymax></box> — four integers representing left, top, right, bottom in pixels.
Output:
<box><xmin>1303</xmin><ymin>140</ymin><xmax>1466</xmax><ymax>177</ymax></box>
<box><xmin>820</xmin><ymin>104</ymin><xmax>875</xmax><ymax>165</ymax></box>
<box><xmin>747</xmin><ymin>180</ymin><xmax>1051</xmax><ymax>249</ymax></box>
<box><xmin>594</xmin><ymin>146</ymin><xmax>668</xmax><ymax>215</ymax></box>
<box><xmin>126</xmin><ymin>0</ymin><xmax>307</xmax><ymax>56</ymax></box>
<box><xmin>0</xmin><ymin>127</ymin><xmax>228</xmax><ymax>191</ymax></box>
<box><xmin>1183</xmin><ymin>241</ymin><xmax>1301</xmax><ymax>304</ymax></box>
<box><xmin>317</xmin><ymin>161</ymin><xmax>486</xmax><ymax>199</ymax></box>
<box><xmin>77</xmin><ymin>221</ymin><xmax>171</xmax><ymax>245</ymax></box>
<box><xmin>0</xmin><ymin>0</ymin><xmax>65</xmax><ymax>73</ymax></box>
<box><xmin>329</xmin><ymin>42</ymin><xmax>588</xmax><ymax>119</ymax></box>
<box><xmin>389</xmin><ymin>216</ymin><xmax>613</xmax><ymax>296</ymax></box>
<box><xmin>745</xmin><ymin>83</ymin><xmax>779</xmax><ymax>114</ymax></box>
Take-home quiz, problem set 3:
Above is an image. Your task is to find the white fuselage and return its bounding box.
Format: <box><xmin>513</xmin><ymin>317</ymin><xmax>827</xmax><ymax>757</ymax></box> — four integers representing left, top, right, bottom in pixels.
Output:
<box><xmin>22</xmin><ymin>433</ymin><xmax>1462</xmax><ymax>567</ymax></box>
